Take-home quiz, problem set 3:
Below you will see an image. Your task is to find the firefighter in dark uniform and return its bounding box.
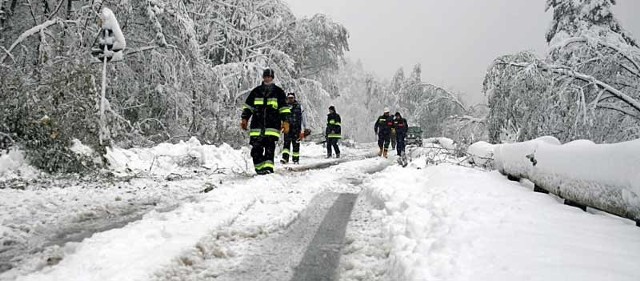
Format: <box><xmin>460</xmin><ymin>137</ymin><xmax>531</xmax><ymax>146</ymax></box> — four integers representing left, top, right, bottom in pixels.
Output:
<box><xmin>281</xmin><ymin>93</ymin><xmax>306</xmax><ymax>164</ymax></box>
<box><xmin>394</xmin><ymin>112</ymin><xmax>408</xmax><ymax>156</ymax></box>
<box><xmin>374</xmin><ymin>107</ymin><xmax>394</xmax><ymax>158</ymax></box>
<box><xmin>326</xmin><ymin>106</ymin><xmax>341</xmax><ymax>158</ymax></box>
<box><xmin>241</xmin><ymin>69</ymin><xmax>291</xmax><ymax>175</ymax></box>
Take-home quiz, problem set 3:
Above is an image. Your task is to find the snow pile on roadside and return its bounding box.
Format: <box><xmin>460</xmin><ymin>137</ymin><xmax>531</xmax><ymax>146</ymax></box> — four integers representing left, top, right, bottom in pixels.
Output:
<box><xmin>466</xmin><ymin>141</ymin><xmax>494</xmax><ymax>167</ymax></box>
<box><xmin>105</xmin><ymin>137</ymin><xmax>250</xmax><ymax>177</ymax></box>
<box><xmin>365</xmin><ymin>164</ymin><xmax>640</xmax><ymax>281</ymax></box>
<box><xmin>424</xmin><ymin>137</ymin><xmax>455</xmax><ymax>150</ymax></box>
<box><xmin>494</xmin><ymin>137</ymin><xmax>640</xmax><ymax>220</ymax></box>
<box><xmin>0</xmin><ymin>149</ymin><xmax>39</xmax><ymax>181</ymax></box>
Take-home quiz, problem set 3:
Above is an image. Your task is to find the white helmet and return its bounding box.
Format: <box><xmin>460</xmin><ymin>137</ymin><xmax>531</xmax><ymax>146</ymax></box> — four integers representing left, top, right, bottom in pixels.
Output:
<box><xmin>384</xmin><ymin>107</ymin><xmax>390</xmax><ymax>113</ymax></box>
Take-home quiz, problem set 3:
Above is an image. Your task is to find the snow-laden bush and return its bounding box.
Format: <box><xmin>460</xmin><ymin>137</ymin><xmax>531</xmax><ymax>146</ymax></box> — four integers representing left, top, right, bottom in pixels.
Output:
<box><xmin>0</xmin><ymin>148</ymin><xmax>39</xmax><ymax>181</ymax></box>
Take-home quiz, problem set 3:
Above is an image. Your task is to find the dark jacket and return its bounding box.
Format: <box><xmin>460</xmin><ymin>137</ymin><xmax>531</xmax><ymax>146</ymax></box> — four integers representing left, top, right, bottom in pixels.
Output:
<box><xmin>374</xmin><ymin>115</ymin><xmax>394</xmax><ymax>136</ymax></box>
<box><xmin>326</xmin><ymin>112</ymin><xmax>342</xmax><ymax>139</ymax></box>
<box><xmin>241</xmin><ymin>83</ymin><xmax>290</xmax><ymax>141</ymax></box>
<box><xmin>394</xmin><ymin>117</ymin><xmax>408</xmax><ymax>136</ymax></box>
<box><xmin>288</xmin><ymin>102</ymin><xmax>304</xmax><ymax>135</ymax></box>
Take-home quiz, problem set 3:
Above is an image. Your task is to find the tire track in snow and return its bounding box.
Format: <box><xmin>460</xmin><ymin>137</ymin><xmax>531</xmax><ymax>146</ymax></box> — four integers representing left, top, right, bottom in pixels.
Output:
<box><xmin>152</xmin><ymin>157</ymin><xmax>393</xmax><ymax>281</ymax></box>
<box><xmin>291</xmin><ymin>193</ymin><xmax>358</xmax><ymax>281</ymax></box>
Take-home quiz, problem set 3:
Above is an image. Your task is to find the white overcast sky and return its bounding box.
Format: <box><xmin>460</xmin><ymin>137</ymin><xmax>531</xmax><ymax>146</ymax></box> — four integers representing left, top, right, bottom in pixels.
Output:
<box><xmin>284</xmin><ymin>0</ymin><xmax>640</xmax><ymax>105</ymax></box>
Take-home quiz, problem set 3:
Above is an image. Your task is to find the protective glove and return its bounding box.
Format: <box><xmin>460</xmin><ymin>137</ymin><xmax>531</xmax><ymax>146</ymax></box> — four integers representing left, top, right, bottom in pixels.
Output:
<box><xmin>282</xmin><ymin>121</ymin><xmax>290</xmax><ymax>134</ymax></box>
<box><xmin>299</xmin><ymin>132</ymin><xmax>305</xmax><ymax>141</ymax></box>
<box><xmin>240</xmin><ymin>119</ymin><xmax>248</xmax><ymax>130</ymax></box>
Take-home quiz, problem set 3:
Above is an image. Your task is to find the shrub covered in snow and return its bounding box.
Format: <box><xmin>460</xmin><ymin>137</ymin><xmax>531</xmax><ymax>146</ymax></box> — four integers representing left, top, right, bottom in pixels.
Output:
<box><xmin>0</xmin><ymin>149</ymin><xmax>39</xmax><ymax>182</ymax></box>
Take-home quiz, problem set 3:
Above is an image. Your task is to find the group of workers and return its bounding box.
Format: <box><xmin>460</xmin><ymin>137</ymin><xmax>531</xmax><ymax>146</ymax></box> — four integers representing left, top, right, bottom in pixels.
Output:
<box><xmin>240</xmin><ymin>69</ymin><xmax>408</xmax><ymax>175</ymax></box>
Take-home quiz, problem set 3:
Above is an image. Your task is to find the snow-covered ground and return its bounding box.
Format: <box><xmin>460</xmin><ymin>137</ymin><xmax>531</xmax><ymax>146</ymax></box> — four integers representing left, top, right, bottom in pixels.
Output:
<box><xmin>0</xmin><ymin>139</ymin><xmax>378</xmax><ymax>280</ymax></box>
<box><xmin>354</xmin><ymin>163</ymin><xmax>640</xmax><ymax>281</ymax></box>
<box><xmin>2</xmin><ymin>139</ymin><xmax>639</xmax><ymax>281</ymax></box>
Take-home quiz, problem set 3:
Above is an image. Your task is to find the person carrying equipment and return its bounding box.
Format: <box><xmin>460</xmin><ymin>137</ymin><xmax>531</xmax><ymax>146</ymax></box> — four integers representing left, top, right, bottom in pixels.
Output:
<box><xmin>281</xmin><ymin>93</ymin><xmax>306</xmax><ymax>164</ymax></box>
<box><xmin>240</xmin><ymin>68</ymin><xmax>291</xmax><ymax>175</ymax></box>
<box><xmin>374</xmin><ymin>108</ymin><xmax>394</xmax><ymax>158</ymax></box>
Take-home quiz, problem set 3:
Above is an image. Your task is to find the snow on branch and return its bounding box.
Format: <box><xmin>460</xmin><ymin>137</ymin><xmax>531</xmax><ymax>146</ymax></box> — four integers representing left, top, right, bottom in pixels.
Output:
<box><xmin>0</xmin><ymin>18</ymin><xmax>59</xmax><ymax>64</ymax></box>
<box><xmin>501</xmin><ymin>61</ymin><xmax>640</xmax><ymax>114</ymax></box>
<box><xmin>550</xmin><ymin>35</ymin><xmax>640</xmax><ymax>78</ymax></box>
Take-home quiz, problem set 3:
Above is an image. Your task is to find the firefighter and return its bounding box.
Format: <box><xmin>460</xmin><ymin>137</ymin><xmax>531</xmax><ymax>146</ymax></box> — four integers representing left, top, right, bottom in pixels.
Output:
<box><xmin>280</xmin><ymin>93</ymin><xmax>306</xmax><ymax>164</ymax></box>
<box><xmin>326</xmin><ymin>105</ymin><xmax>341</xmax><ymax>158</ymax></box>
<box><xmin>374</xmin><ymin>108</ymin><xmax>394</xmax><ymax>158</ymax></box>
<box><xmin>394</xmin><ymin>112</ymin><xmax>408</xmax><ymax>156</ymax></box>
<box><xmin>240</xmin><ymin>69</ymin><xmax>291</xmax><ymax>175</ymax></box>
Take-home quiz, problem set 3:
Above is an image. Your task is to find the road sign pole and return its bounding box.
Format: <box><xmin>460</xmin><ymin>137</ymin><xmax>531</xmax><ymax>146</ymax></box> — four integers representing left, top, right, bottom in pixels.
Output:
<box><xmin>99</xmin><ymin>39</ymin><xmax>108</xmax><ymax>146</ymax></box>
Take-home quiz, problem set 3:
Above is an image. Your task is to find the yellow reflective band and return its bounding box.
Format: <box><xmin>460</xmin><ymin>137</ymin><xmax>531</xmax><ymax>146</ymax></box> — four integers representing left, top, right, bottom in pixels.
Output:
<box><xmin>280</xmin><ymin>107</ymin><xmax>291</xmax><ymax>114</ymax></box>
<box><xmin>328</xmin><ymin>134</ymin><xmax>342</xmax><ymax>139</ymax></box>
<box><xmin>282</xmin><ymin>149</ymin><xmax>291</xmax><ymax>155</ymax></box>
<box><xmin>333</xmin><ymin>122</ymin><xmax>341</xmax><ymax>126</ymax></box>
<box><xmin>265</xmin><ymin>128</ymin><xmax>281</xmax><ymax>138</ymax></box>
<box><xmin>254</xmin><ymin>100</ymin><xmax>265</xmax><ymax>106</ymax></box>
<box><xmin>267</xmin><ymin>98</ymin><xmax>278</xmax><ymax>109</ymax></box>
<box><xmin>249</xmin><ymin>129</ymin><xmax>261</xmax><ymax>137</ymax></box>
<box><xmin>292</xmin><ymin>152</ymin><xmax>300</xmax><ymax>157</ymax></box>
<box><xmin>255</xmin><ymin>161</ymin><xmax>274</xmax><ymax>170</ymax></box>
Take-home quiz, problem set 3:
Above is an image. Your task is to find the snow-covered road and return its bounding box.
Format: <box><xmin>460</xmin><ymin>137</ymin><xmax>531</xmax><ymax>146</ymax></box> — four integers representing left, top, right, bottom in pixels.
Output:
<box><xmin>1</xmin><ymin>141</ymin><xmax>639</xmax><ymax>281</ymax></box>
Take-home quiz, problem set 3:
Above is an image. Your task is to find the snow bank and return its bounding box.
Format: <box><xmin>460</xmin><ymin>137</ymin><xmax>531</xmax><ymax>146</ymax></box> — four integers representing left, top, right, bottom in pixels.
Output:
<box><xmin>494</xmin><ymin>137</ymin><xmax>640</xmax><ymax>221</ymax></box>
<box><xmin>105</xmin><ymin>137</ymin><xmax>249</xmax><ymax>177</ymax></box>
<box><xmin>0</xmin><ymin>149</ymin><xmax>39</xmax><ymax>181</ymax></box>
<box><xmin>365</xmin><ymin>164</ymin><xmax>640</xmax><ymax>281</ymax></box>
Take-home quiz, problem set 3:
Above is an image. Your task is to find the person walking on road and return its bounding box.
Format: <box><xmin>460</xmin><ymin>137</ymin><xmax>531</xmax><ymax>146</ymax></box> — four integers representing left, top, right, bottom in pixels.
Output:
<box><xmin>390</xmin><ymin>127</ymin><xmax>397</xmax><ymax>150</ymax></box>
<box><xmin>241</xmin><ymin>69</ymin><xmax>291</xmax><ymax>175</ymax></box>
<box><xmin>374</xmin><ymin>108</ymin><xmax>394</xmax><ymax>158</ymax></box>
<box><xmin>326</xmin><ymin>106</ymin><xmax>342</xmax><ymax>158</ymax></box>
<box><xmin>280</xmin><ymin>93</ymin><xmax>306</xmax><ymax>164</ymax></box>
<box><xmin>394</xmin><ymin>112</ymin><xmax>408</xmax><ymax>156</ymax></box>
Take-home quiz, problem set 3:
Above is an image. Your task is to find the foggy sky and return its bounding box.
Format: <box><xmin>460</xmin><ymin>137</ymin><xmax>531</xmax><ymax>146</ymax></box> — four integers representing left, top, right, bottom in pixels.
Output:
<box><xmin>285</xmin><ymin>0</ymin><xmax>640</xmax><ymax>105</ymax></box>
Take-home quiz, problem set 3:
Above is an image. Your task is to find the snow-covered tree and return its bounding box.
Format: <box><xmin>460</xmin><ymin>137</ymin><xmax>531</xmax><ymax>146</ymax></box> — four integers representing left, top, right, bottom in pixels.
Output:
<box><xmin>0</xmin><ymin>0</ymin><xmax>351</xmax><ymax>172</ymax></box>
<box><xmin>546</xmin><ymin>0</ymin><xmax>636</xmax><ymax>46</ymax></box>
<box><xmin>484</xmin><ymin>0</ymin><xmax>640</xmax><ymax>144</ymax></box>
